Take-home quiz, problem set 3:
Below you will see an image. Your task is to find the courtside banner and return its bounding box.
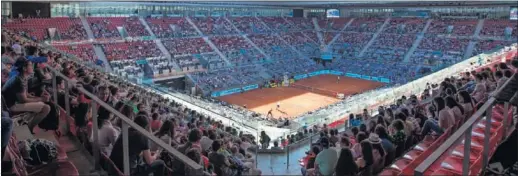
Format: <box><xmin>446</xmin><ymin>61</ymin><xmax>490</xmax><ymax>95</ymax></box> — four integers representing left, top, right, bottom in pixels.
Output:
<box><xmin>329</xmin><ymin>70</ymin><xmax>343</xmax><ymax>75</ymax></box>
<box><xmin>211</xmin><ymin>87</ymin><xmax>243</xmax><ymax>97</ymax></box>
<box><xmin>294</xmin><ymin>74</ymin><xmax>308</xmax><ymax>80</ymax></box>
<box><xmin>242</xmin><ymin>84</ymin><xmax>259</xmax><ymax>91</ymax></box>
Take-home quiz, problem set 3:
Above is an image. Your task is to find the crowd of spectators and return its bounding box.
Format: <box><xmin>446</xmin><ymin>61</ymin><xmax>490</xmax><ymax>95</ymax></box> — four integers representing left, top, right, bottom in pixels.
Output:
<box><xmin>146</xmin><ymin>17</ymin><xmax>199</xmax><ymax>38</ymax></box>
<box><xmin>162</xmin><ymin>38</ymin><xmax>213</xmax><ymax>56</ymax></box>
<box><xmin>229</xmin><ymin>17</ymin><xmax>270</xmax><ymax>33</ymax></box>
<box><xmin>303</xmin><ymin>31</ymin><xmax>321</xmax><ymax>44</ymax></box>
<box><xmin>191</xmin><ymin>17</ymin><xmax>238</xmax><ymax>35</ymax></box>
<box><xmin>2</xmin><ymin>30</ymin><xmax>269</xmax><ymax>176</ymax></box>
<box><xmin>299</xmin><ymin>56</ymin><xmax>518</xmax><ymax>176</ymax></box>
<box><xmin>480</xmin><ymin>19</ymin><xmax>518</xmax><ymax>37</ymax></box>
<box><xmin>285</xmin><ymin>17</ymin><xmax>314</xmax><ymax>31</ymax></box>
<box><xmin>418</xmin><ymin>36</ymin><xmax>470</xmax><ymax>52</ymax></box>
<box><xmin>346</xmin><ymin>18</ymin><xmax>386</xmax><ymax>33</ymax></box>
<box><xmin>472</xmin><ymin>40</ymin><xmax>516</xmax><ymax>56</ymax></box>
<box><xmin>329</xmin><ymin>31</ymin><xmax>373</xmax><ymax>59</ymax></box>
<box><xmin>3</xmin><ymin>17</ymin><xmax>88</xmax><ymax>41</ymax></box>
<box><xmin>317</xmin><ymin>18</ymin><xmax>351</xmax><ymax>31</ymax></box>
<box><xmin>373</xmin><ymin>34</ymin><xmax>417</xmax><ymax>49</ymax></box>
<box><xmin>53</xmin><ymin>44</ymin><xmax>96</xmax><ymax>62</ymax></box>
<box><xmin>383</xmin><ymin>18</ymin><xmax>426</xmax><ymax>34</ymax></box>
<box><xmin>88</xmin><ymin>17</ymin><xmax>123</xmax><ymax>39</ymax></box>
<box><xmin>427</xmin><ymin>18</ymin><xmax>477</xmax><ymax>36</ymax></box>
<box><xmin>260</xmin><ymin>17</ymin><xmax>297</xmax><ymax>32</ymax></box>
<box><xmin>102</xmin><ymin>41</ymin><xmax>162</xmax><ymax>61</ymax></box>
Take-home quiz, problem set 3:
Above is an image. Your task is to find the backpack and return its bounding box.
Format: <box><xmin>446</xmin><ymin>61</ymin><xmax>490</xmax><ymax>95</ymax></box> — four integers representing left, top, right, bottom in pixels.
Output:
<box><xmin>17</xmin><ymin>139</ymin><xmax>58</xmax><ymax>166</ymax></box>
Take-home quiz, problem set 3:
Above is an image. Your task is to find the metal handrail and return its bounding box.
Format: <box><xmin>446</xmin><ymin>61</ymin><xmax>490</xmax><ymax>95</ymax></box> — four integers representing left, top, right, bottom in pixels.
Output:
<box><xmin>414</xmin><ymin>74</ymin><xmax>514</xmax><ymax>175</ymax></box>
<box><xmin>45</xmin><ymin>65</ymin><xmax>204</xmax><ymax>175</ymax></box>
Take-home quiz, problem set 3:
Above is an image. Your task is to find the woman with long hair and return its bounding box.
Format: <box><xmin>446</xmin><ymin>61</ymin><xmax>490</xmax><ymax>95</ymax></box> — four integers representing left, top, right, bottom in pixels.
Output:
<box><xmin>356</xmin><ymin>141</ymin><xmax>374</xmax><ymax>176</ymax></box>
<box><xmin>335</xmin><ymin>148</ymin><xmax>358</xmax><ymax>176</ymax></box>
<box><xmin>445</xmin><ymin>96</ymin><xmax>465</xmax><ymax>122</ymax></box>
<box><xmin>151</xmin><ymin>120</ymin><xmax>177</xmax><ymax>150</ymax></box>
<box><xmin>421</xmin><ymin>97</ymin><xmax>454</xmax><ymax>135</ymax></box>
<box><xmin>457</xmin><ymin>91</ymin><xmax>475</xmax><ymax>117</ymax></box>
<box><xmin>471</xmin><ymin>73</ymin><xmax>487</xmax><ymax>102</ymax></box>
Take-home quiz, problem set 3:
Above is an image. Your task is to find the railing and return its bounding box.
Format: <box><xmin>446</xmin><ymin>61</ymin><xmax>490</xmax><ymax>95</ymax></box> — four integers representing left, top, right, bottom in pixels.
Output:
<box><xmin>45</xmin><ymin>65</ymin><xmax>205</xmax><ymax>175</ymax></box>
<box><xmin>414</xmin><ymin>77</ymin><xmax>515</xmax><ymax>175</ymax></box>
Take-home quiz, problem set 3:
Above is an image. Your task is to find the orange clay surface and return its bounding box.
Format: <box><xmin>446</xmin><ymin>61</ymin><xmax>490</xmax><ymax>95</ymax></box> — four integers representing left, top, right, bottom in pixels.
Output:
<box><xmin>217</xmin><ymin>74</ymin><xmax>385</xmax><ymax>119</ymax></box>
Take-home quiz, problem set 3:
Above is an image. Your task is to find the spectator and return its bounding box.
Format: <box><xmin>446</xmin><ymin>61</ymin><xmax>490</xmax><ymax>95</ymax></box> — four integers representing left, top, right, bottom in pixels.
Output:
<box><xmin>471</xmin><ymin>74</ymin><xmax>487</xmax><ymax>102</ymax></box>
<box><xmin>421</xmin><ymin>97</ymin><xmax>454</xmax><ymax>136</ymax></box>
<box><xmin>90</xmin><ymin>107</ymin><xmax>119</xmax><ymax>156</ymax></box>
<box><xmin>375</xmin><ymin>125</ymin><xmax>396</xmax><ymax>167</ymax></box>
<box><xmin>390</xmin><ymin>119</ymin><xmax>407</xmax><ymax>157</ymax></box>
<box><xmin>2</xmin><ymin>57</ymin><xmax>51</xmax><ymax>134</ymax></box>
<box><xmin>457</xmin><ymin>90</ymin><xmax>475</xmax><ymax>117</ymax></box>
<box><xmin>208</xmin><ymin>140</ymin><xmax>239</xmax><ymax>176</ymax></box>
<box><xmin>315</xmin><ymin>137</ymin><xmax>338</xmax><ymax>176</ymax></box>
<box><xmin>259</xmin><ymin>131</ymin><xmax>270</xmax><ymax>149</ymax></box>
<box><xmin>1</xmin><ymin>113</ymin><xmax>13</xmax><ymax>159</ymax></box>
<box><xmin>445</xmin><ymin>96</ymin><xmax>465</xmax><ymax>122</ymax></box>
<box><xmin>150</xmin><ymin>120</ymin><xmax>177</xmax><ymax>151</ymax></box>
<box><xmin>355</xmin><ymin>141</ymin><xmax>375</xmax><ymax>176</ymax></box>
<box><xmin>302</xmin><ymin>146</ymin><xmax>320</xmax><ymax>176</ymax></box>
<box><xmin>368</xmin><ymin>133</ymin><xmax>386</xmax><ymax>173</ymax></box>
<box><xmin>335</xmin><ymin>148</ymin><xmax>359</xmax><ymax>176</ymax></box>
<box><xmin>177</xmin><ymin>128</ymin><xmax>202</xmax><ymax>154</ymax></box>
<box><xmin>110</xmin><ymin>115</ymin><xmax>165</xmax><ymax>176</ymax></box>
<box><xmin>352</xmin><ymin>132</ymin><xmax>368</xmax><ymax>159</ymax></box>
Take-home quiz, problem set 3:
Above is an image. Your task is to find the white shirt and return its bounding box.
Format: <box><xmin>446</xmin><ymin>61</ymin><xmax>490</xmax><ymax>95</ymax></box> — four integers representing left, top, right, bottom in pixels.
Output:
<box><xmin>90</xmin><ymin>121</ymin><xmax>119</xmax><ymax>155</ymax></box>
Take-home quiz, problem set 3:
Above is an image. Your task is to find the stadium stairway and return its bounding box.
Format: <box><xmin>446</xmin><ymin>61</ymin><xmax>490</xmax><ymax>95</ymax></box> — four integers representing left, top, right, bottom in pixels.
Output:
<box><xmin>358</xmin><ymin>17</ymin><xmax>391</xmax><ymax>57</ymax></box>
<box><xmin>326</xmin><ymin>18</ymin><xmax>355</xmax><ymax>47</ymax></box>
<box><xmin>403</xmin><ymin>19</ymin><xmax>433</xmax><ymax>62</ymax></box>
<box><xmin>224</xmin><ymin>17</ymin><xmax>244</xmax><ymax>35</ymax></box>
<box><xmin>79</xmin><ymin>16</ymin><xmax>95</xmax><ymax>40</ymax></box>
<box><xmin>243</xmin><ymin>34</ymin><xmax>273</xmax><ymax>61</ymax></box>
<box><xmin>154</xmin><ymin>39</ymin><xmax>182</xmax><ymax>72</ymax></box>
<box><xmin>275</xmin><ymin>33</ymin><xmax>309</xmax><ymax>59</ymax></box>
<box><xmin>464</xmin><ymin>41</ymin><xmax>478</xmax><ymax>60</ymax></box>
<box><xmin>185</xmin><ymin>16</ymin><xmax>205</xmax><ymax>36</ymax></box>
<box><xmin>311</xmin><ymin>18</ymin><xmax>325</xmax><ymax>46</ymax></box>
<box><xmin>202</xmin><ymin>37</ymin><xmax>232</xmax><ymax>66</ymax></box>
<box><xmin>474</xmin><ymin>19</ymin><xmax>486</xmax><ymax>38</ymax></box>
<box><xmin>281</xmin><ymin>17</ymin><xmax>324</xmax><ymax>44</ymax></box>
<box><xmin>93</xmin><ymin>45</ymin><xmax>112</xmax><ymax>72</ymax></box>
<box><xmin>138</xmin><ymin>16</ymin><xmax>156</xmax><ymax>38</ymax></box>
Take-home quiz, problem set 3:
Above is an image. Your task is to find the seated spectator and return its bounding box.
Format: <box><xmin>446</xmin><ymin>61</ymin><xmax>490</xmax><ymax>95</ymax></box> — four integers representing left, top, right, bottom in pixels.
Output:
<box><xmin>335</xmin><ymin>148</ymin><xmax>359</xmax><ymax>176</ymax></box>
<box><xmin>375</xmin><ymin>125</ymin><xmax>396</xmax><ymax>167</ymax></box>
<box><xmin>150</xmin><ymin>119</ymin><xmax>177</xmax><ymax>151</ymax></box>
<box><xmin>208</xmin><ymin>140</ymin><xmax>240</xmax><ymax>176</ymax></box>
<box><xmin>445</xmin><ymin>96</ymin><xmax>465</xmax><ymax>122</ymax></box>
<box><xmin>2</xmin><ymin>57</ymin><xmax>51</xmax><ymax>134</ymax></box>
<box><xmin>420</xmin><ymin>97</ymin><xmax>454</xmax><ymax>136</ymax></box>
<box><xmin>368</xmin><ymin>133</ymin><xmax>386</xmax><ymax>173</ymax></box>
<box><xmin>352</xmin><ymin>132</ymin><xmax>367</xmax><ymax>159</ymax></box>
<box><xmin>90</xmin><ymin>108</ymin><xmax>119</xmax><ymax>156</ymax></box>
<box><xmin>390</xmin><ymin>119</ymin><xmax>407</xmax><ymax>157</ymax></box>
<box><xmin>109</xmin><ymin>115</ymin><xmax>165</xmax><ymax>176</ymax></box>
<box><xmin>302</xmin><ymin>146</ymin><xmax>320</xmax><ymax>176</ymax></box>
<box><xmin>315</xmin><ymin>137</ymin><xmax>338</xmax><ymax>176</ymax></box>
<box><xmin>355</xmin><ymin>141</ymin><xmax>375</xmax><ymax>176</ymax></box>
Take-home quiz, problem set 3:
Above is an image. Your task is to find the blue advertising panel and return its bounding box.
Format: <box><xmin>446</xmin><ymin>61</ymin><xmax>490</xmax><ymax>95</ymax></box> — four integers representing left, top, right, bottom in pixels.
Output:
<box><xmin>294</xmin><ymin>74</ymin><xmax>308</xmax><ymax>80</ymax></box>
<box><xmin>242</xmin><ymin>84</ymin><xmax>259</xmax><ymax>91</ymax></box>
<box><xmin>211</xmin><ymin>87</ymin><xmax>243</xmax><ymax>97</ymax></box>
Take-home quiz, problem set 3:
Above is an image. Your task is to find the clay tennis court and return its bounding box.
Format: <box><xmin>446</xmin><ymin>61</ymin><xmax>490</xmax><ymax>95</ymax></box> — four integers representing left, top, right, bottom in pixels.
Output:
<box><xmin>218</xmin><ymin>74</ymin><xmax>385</xmax><ymax>119</ymax></box>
